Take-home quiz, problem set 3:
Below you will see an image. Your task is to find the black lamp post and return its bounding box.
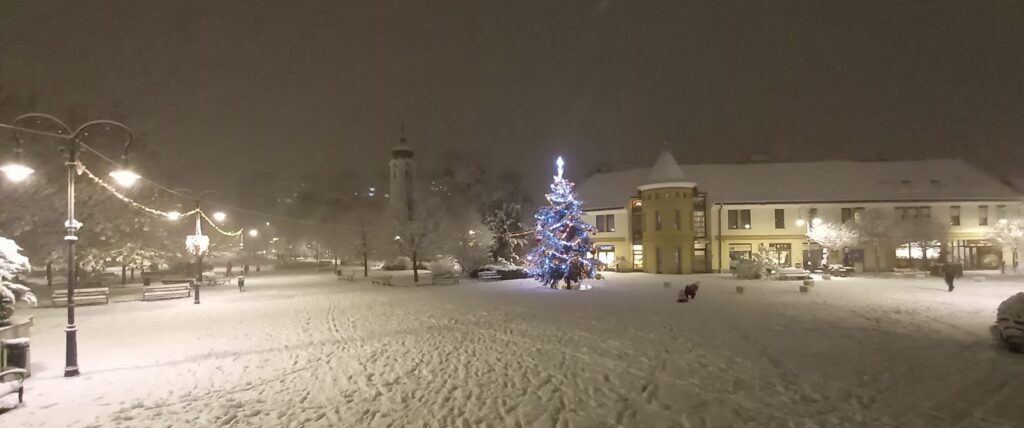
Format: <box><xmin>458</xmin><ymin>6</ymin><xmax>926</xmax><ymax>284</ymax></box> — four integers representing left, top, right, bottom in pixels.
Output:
<box><xmin>173</xmin><ymin>189</ymin><xmax>222</xmax><ymax>304</ymax></box>
<box><xmin>4</xmin><ymin>113</ymin><xmax>135</xmax><ymax>378</ymax></box>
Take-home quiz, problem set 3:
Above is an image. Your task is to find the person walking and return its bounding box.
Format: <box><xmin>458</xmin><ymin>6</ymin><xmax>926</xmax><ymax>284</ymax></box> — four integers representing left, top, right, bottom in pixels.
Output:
<box><xmin>944</xmin><ymin>262</ymin><xmax>957</xmax><ymax>292</ymax></box>
<box><xmin>226</xmin><ymin>260</ymin><xmax>234</xmax><ymax>277</ymax></box>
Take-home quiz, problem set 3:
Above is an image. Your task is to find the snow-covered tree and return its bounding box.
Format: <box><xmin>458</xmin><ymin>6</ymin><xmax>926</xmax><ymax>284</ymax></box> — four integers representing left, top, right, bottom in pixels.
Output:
<box><xmin>990</xmin><ymin>219</ymin><xmax>1024</xmax><ymax>271</ymax></box>
<box><xmin>807</xmin><ymin>221</ymin><xmax>859</xmax><ymax>264</ymax></box>
<box><xmin>484</xmin><ymin>201</ymin><xmax>527</xmax><ymax>263</ymax></box>
<box><xmin>900</xmin><ymin>218</ymin><xmax>949</xmax><ymax>267</ymax></box>
<box><xmin>1</xmin><ymin>237</ymin><xmax>36</xmax><ymax>323</ymax></box>
<box><xmin>851</xmin><ymin>208</ymin><xmax>901</xmax><ymax>275</ymax></box>
<box><xmin>525</xmin><ymin>157</ymin><xmax>599</xmax><ymax>289</ymax></box>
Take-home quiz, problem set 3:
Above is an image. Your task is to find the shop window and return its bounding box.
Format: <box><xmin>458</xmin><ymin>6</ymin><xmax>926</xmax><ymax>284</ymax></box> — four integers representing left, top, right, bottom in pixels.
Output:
<box><xmin>950</xmin><ymin>206</ymin><xmax>960</xmax><ymax>226</ymax></box>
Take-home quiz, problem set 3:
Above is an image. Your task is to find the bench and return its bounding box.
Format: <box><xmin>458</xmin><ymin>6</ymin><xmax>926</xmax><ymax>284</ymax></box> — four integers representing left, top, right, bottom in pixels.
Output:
<box><xmin>0</xmin><ymin>368</ymin><xmax>27</xmax><ymax>405</ymax></box>
<box><xmin>773</xmin><ymin>268</ymin><xmax>810</xmax><ymax>281</ymax></box>
<box><xmin>371</xmin><ymin>276</ymin><xmax>393</xmax><ymax>286</ymax></box>
<box><xmin>431</xmin><ymin>274</ymin><xmax>460</xmax><ymax>285</ymax></box>
<box><xmin>201</xmin><ymin>272</ymin><xmax>229</xmax><ymax>286</ymax></box>
<box><xmin>52</xmin><ymin>287</ymin><xmax>109</xmax><ymax>307</ymax></box>
<box><xmin>478</xmin><ymin>271</ymin><xmax>500</xmax><ymax>281</ymax></box>
<box><xmin>338</xmin><ymin>272</ymin><xmax>355</xmax><ymax>281</ymax></box>
<box><xmin>143</xmin><ymin>281</ymin><xmax>193</xmax><ymax>301</ymax></box>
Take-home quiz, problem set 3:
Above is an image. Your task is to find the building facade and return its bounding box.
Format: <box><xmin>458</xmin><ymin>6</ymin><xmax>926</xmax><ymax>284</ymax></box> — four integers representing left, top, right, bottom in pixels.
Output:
<box><xmin>576</xmin><ymin>151</ymin><xmax>1022</xmax><ymax>274</ymax></box>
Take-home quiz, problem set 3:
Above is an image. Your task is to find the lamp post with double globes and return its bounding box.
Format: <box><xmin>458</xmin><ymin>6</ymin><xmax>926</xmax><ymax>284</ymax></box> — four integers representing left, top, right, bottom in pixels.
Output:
<box><xmin>2</xmin><ymin>113</ymin><xmax>136</xmax><ymax>377</ymax></box>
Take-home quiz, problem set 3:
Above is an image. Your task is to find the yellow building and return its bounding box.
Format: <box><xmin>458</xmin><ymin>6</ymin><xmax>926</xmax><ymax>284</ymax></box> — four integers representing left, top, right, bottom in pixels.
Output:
<box><xmin>577</xmin><ymin>150</ymin><xmax>1023</xmax><ymax>273</ymax></box>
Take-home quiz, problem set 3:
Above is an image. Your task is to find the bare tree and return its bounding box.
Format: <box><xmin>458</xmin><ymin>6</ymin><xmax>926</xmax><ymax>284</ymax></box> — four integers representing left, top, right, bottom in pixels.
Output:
<box><xmin>851</xmin><ymin>208</ymin><xmax>900</xmax><ymax>275</ymax></box>
<box><xmin>901</xmin><ymin>218</ymin><xmax>950</xmax><ymax>268</ymax></box>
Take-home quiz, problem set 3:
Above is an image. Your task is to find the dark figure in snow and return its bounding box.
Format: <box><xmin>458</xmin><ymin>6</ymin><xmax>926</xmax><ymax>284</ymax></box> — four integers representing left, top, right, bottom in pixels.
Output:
<box><xmin>566</xmin><ymin>259</ymin><xmax>581</xmax><ymax>289</ymax></box>
<box><xmin>683</xmin><ymin>282</ymin><xmax>700</xmax><ymax>300</ymax></box>
<box><xmin>243</xmin><ymin>264</ymin><xmax>250</xmax><ymax>275</ymax></box>
<box><xmin>256</xmin><ymin>265</ymin><xmax>261</xmax><ymax>273</ymax></box>
<box><xmin>944</xmin><ymin>263</ymin><xmax>958</xmax><ymax>292</ymax></box>
<box><xmin>677</xmin><ymin>289</ymin><xmax>689</xmax><ymax>302</ymax></box>
<box><xmin>226</xmin><ymin>261</ymin><xmax>234</xmax><ymax>277</ymax></box>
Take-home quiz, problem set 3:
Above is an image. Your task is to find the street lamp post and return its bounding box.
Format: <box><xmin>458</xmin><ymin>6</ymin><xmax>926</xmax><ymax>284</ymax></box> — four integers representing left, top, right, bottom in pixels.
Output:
<box><xmin>174</xmin><ymin>189</ymin><xmax>220</xmax><ymax>305</ymax></box>
<box><xmin>796</xmin><ymin>215</ymin><xmax>823</xmax><ymax>271</ymax></box>
<box><xmin>4</xmin><ymin>113</ymin><xmax>135</xmax><ymax>377</ymax></box>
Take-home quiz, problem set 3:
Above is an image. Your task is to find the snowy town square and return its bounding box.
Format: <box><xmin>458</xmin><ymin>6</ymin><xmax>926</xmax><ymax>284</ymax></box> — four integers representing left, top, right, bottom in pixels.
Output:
<box><xmin>4</xmin><ymin>2</ymin><xmax>1024</xmax><ymax>427</ymax></box>
<box><xmin>0</xmin><ymin>270</ymin><xmax>1021</xmax><ymax>427</ymax></box>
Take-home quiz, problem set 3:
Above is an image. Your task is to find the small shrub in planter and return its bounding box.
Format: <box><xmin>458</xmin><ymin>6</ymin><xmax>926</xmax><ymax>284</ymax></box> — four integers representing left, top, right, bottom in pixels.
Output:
<box><xmin>1</xmin><ymin>237</ymin><xmax>37</xmax><ymax>324</ymax></box>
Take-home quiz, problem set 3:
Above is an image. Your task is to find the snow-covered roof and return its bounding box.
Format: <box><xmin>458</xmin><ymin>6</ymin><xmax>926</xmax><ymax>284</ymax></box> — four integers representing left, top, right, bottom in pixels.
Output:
<box><xmin>575</xmin><ymin>159</ymin><xmax>1022</xmax><ymax>209</ymax></box>
<box><xmin>645</xmin><ymin>150</ymin><xmax>688</xmax><ymax>184</ymax></box>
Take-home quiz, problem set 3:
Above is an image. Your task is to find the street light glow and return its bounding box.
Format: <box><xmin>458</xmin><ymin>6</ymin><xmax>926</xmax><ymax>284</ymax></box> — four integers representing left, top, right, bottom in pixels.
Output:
<box><xmin>812</xmin><ymin>218</ymin><xmax>823</xmax><ymax>226</ymax></box>
<box><xmin>1</xmin><ymin>163</ymin><xmax>35</xmax><ymax>182</ymax></box>
<box><xmin>248</xmin><ymin>229</ymin><xmax>259</xmax><ymax>237</ymax></box>
<box><xmin>166</xmin><ymin>211</ymin><xmax>182</xmax><ymax>221</ymax></box>
<box><xmin>109</xmin><ymin>168</ymin><xmax>141</xmax><ymax>187</ymax></box>
<box><xmin>212</xmin><ymin>211</ymin><xmax>227</xmax><ymax>222</ymax></box>
<box><xmin>795</xmin><ymin>219</ymin><xmax>806</xmax><ymax>226</ymax></box>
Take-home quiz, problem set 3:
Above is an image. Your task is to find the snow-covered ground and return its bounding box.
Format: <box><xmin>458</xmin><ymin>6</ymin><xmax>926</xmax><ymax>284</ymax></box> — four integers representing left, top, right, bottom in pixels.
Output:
<box><xmin>2</xmin><ymin>271</ymin><xmax>1023</xmax><ymax>427</ymax></box>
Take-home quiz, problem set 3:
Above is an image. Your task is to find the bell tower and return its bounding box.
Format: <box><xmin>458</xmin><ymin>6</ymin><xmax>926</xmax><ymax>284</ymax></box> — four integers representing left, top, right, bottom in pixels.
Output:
<box><xmin>388</xmin><ymin>126</ymin><xmax>415</xmax><ymax>221</ymax></box>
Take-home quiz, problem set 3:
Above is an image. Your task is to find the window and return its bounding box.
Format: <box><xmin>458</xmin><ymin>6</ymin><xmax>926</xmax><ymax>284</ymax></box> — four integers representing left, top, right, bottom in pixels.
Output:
<box><xmin>842</xmin><ymin>207</ymin><xmax>865</xmax><ymax>224</ymax></box>
<box><xmin>896</xmin><ymin>206</ymin><xmax>931</xmax><ymax>220</ymax></box>
<box><xmin>768</xmin><ymin>243</ymin><xmax>792</xmax><ymax>266</ymax></box>
<box><xmin>596</xmin><ymin>245</ymin><xmax>616</xmax><ymax>267</ymax></box>
<box><xmin>595</xmin><ymin>214</ymin><xmax>615</xmax><ymax>232</ymax></box>
<box><xmin>950</xmin><ymin>206</ymin><xmax>960</xmax><ymax>226</ymax></box>
<box><xmin>979</xmin><ymin>205</ymin><xmax>988</xmax><ymax>226</ymax></box>
<box><xmin>654</xmin><ymin>193</ymin><xmax>659</xmax><ymax>200</ymax></box>
<box><xmin>655</xmin><ymin>211</ymin><xmax>662</xmax><ymax>231</ymax></box>
<box><xmin>728</xmin><ymin>209</ymin><xmax>751</xmax><ymax>229</ymax></box>
<box><xmin>774</xmin><ymin>209</ymin><xmax>785</xmax><ymax>229</ymax></box>
<box><xmin>693</xmin><ymin>211</ymin><xmax>706</xmax><ymax>238</ymax></box>
<box><xmin>596</xmin><ymin>215</ymin><xmax>605</xmax><ymax>232</ymax></box>
<box><xmin>675</xmin><ymin>191</ymin><xmax>680</xmax><ymax>198</ymax></box>
<box><xmin>674</xmin><ymin>209</ymin><xmax>681</xmax><ymax>230</ymax></box>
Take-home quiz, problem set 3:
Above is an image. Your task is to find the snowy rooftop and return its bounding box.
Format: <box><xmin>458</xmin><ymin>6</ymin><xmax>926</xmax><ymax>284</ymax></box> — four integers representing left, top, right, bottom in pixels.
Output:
<box><xmin>576</xmin><ymin>159</ymin><xmax>1022</xmax><ymax>209</ymax></box>
<box><xmin>645</xmin><ymin>150</ymin><xmax>688</xmax><ymax>184</ymax></box>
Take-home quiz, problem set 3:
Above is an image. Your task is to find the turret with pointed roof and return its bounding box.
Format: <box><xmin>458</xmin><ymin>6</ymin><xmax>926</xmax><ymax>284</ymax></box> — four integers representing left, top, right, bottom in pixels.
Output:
<box><xmin>638</xmin><ymin>148</ymin><xmax>696</xmax><ymax>191</ymax></box>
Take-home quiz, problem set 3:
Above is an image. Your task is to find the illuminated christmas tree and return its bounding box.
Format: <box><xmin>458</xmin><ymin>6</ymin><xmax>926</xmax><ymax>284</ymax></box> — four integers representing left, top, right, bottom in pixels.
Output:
<box><xmin>526</xmin><ymin>157</ymin><xmax>599</xmax><ymax>289</ymax></box>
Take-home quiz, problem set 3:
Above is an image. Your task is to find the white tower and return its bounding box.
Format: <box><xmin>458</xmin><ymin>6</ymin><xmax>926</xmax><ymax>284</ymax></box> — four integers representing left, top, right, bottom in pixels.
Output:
<box><xmin>389</xmin><ymin>129</ymin><xmax>416</xmax><ymax>221</ymax></box>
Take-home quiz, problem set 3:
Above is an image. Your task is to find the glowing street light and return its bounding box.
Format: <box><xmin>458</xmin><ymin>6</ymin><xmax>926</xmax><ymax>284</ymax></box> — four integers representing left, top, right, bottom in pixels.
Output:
<box><xmin>212</xmin><ymin>211</ymin><xmax>227</xmax><ymax>222</ymax></box>
<box><xmin>165</xmin><ymin>211</ymin><xmax>182</xmax><ymax>221</ymax></box>
<box><xmin>108</xmin><ymin>168</ymin><xmax>141</xmax><ymax>187</ymax></box>
<box><xmin>1</xmin><ymin>163</ymin><xmax>34</xmax><ymax>182</ymax></box>
<box><xmin>248</xmin><ymin>229</ymin><xmax>259</xmax><ymax>237</ymax></box>
<box><xmin>812</xmin><ymin>217</ymin><xmax>823</xmax><ymax>226</ymax></box>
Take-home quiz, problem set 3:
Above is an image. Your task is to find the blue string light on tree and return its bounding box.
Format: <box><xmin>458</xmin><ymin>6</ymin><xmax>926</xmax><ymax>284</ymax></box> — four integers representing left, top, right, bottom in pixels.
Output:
<box><xmin>526</xmin><ymin>156</ymin><xmax>600</xmax><ymax>290</ymax></box>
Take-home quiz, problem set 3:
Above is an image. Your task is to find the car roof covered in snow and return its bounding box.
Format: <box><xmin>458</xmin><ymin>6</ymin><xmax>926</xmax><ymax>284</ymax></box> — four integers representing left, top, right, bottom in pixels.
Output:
<box><xmin>575</xmin><ymin>158</ymin><xmax>1021</xmax><ymax>209</ymax></box>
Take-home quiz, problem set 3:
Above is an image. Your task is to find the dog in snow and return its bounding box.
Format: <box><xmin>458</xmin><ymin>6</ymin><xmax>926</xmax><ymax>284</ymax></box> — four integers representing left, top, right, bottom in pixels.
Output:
<box><xmin>677</xmin><ymin>282</ymin><xmax>700</xmax><ymax>302</ymax></box>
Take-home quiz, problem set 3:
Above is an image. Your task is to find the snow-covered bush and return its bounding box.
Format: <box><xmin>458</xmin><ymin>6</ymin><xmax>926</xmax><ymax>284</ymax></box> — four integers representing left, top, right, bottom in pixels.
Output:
<box><xmin>996</xmin><ymin>292</ymin><xmax>1024</xmax><ymax>352</ymax></box>
<box><xmin>733</xmin><ymin>251</ymin><xmax>779</xmax><ymax>280</ymax></box>
<box><xmin>1</xmin><ymin>237</ymin><xmax>37</xmax><ymax>323</ymax></box>
<box><xmin>473</xmin><ymin>258</ymin><xmax>529</xmax><ymax>279</ymax></box>
<box><xmin>428</xmin><ymin>256</ymin><xmax>462</xmax><ymax>277</ymax></box>
<box><xmin>381</xmin><ymin>256</ymin><xmax>426</xmax><ymax>271</ymax></box>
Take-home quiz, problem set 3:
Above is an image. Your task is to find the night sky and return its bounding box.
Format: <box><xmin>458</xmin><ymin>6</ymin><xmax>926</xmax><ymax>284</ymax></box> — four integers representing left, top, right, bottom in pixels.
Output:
<box><xmin>2</xmin><ymin>1</ymin><xmax>1022</xmax><ymax>198</ymax></box>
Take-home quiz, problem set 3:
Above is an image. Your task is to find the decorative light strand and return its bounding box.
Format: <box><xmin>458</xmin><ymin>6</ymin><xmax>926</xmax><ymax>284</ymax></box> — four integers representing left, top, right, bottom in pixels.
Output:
<box><xmin>198</xmin><ymin>210</ymin><xmax>243</xmax><ymax>237</ymax></box>
<box><xmin>80</xmin><ymin>165</ymin><xmax>171</xmax><ymax>217</ymax></box>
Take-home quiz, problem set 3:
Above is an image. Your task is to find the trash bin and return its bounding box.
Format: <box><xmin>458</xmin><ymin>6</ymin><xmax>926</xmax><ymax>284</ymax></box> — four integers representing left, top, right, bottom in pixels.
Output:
<box><xmin>2</xmin><ymin>338</ymin><xmax>30</xmax><ymax>376</ymax></box>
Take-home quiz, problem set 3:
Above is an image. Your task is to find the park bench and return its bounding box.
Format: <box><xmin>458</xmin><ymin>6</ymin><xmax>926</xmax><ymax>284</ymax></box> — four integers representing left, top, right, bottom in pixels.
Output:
<box><xmin>338</xmin><ymin>272</ymin><xmax>355</xmax><ymax>281</ymax></box>
<box><xmin>478</xmin><ymin>271</ymin><xmax>500</xmax><ymax>281</ymax></box>
<box><xmin>143</xmin><ymin>280</ymin><xmax>193</xmax><ymax>301</ymax></box>
<box><xmin>431</xmin><ymin>274</ymin><xmax>460</xmax><ymax>285</ymax></box>
<box><xmin>52</xmin><ymin>287</ymin><xmax>109</xmax><ymax>307</ymax></box>
<box><xmin>371</xmin><ymin>276</ymin><xmax>393</xmax><ymax>286</ymax></box>
<box><xmin>0</xmin><ymin>367</ymin><xmax>28</xmax><ymax>405</ymax></box>
<box><xmin>773</xmin><ymin>268</ymin><xmax>810</xmax><ymax>281</ymax></box>
<box><xmin>201</xmin><ymin>272</ymin><xmax>229</xmax><ymax>286</ymax></box>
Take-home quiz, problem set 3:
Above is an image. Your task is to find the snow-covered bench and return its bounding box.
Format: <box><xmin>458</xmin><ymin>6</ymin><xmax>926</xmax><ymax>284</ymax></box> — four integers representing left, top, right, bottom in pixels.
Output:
<box><xmin>478</xmin><ymin>271</ymin><xmax>500</xmax><ymax>281</ymax></box>
<box><xmin>201</xmin><ymin>272</ymin><xmax>229</xmax><ymax>286</ymax></box>
<box><xmin>143</xmin><ymin>281</ymin><xmax>193</xmax><ymax>301</ymax></box>
<box><xmin>52</xmin><ymin>287</ymin><xmax>109</xmax><ymax>307</ymax></box>
<box><xmin>773</xmin><ymin>268</ymin><xmax>810</xmax><ymax>281</ymax></box>
<box><xmin>431</xmin><ymin>274</ymin><xmax>459</xmax><ymax>285</ymax></box>
<box><xmin>0</xmin><ymin>367</ymin><xmax>27</xmax><ymax>405</ymax></box>
<box><xmin>371</xmin><ymin>276</ymin><xmax>393</xmax><ymax>286</ymax></box>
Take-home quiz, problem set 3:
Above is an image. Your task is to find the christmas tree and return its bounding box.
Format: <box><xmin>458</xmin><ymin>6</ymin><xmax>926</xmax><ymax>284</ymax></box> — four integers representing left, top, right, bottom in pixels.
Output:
<box><xmin>526</xmin><ymin>157</ymin><xmax>599</xmax><ymax>289</ymax></box>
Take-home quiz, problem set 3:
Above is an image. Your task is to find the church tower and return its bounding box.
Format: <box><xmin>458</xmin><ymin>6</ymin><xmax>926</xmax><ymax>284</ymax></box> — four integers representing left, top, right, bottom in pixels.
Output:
<box><xmin>388</xmin><ymin>127</ymin><xmax>416</xmax><ymax>221</ymax></box>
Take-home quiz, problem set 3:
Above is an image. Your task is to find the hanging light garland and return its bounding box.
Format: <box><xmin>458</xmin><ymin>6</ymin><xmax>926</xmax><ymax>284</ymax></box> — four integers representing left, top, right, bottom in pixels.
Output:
<box><xmin>81</xmin><ymin>164</ymin><xmax>242</xmax><ymax>237</ymax></box>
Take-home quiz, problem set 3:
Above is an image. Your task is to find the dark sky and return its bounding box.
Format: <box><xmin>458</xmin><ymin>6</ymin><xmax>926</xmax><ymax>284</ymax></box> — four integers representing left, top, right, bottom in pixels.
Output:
<box><xmin>2</xmin><ymin>0</ymin><xmax>1023</xmax><ymax>198</ymax></box>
